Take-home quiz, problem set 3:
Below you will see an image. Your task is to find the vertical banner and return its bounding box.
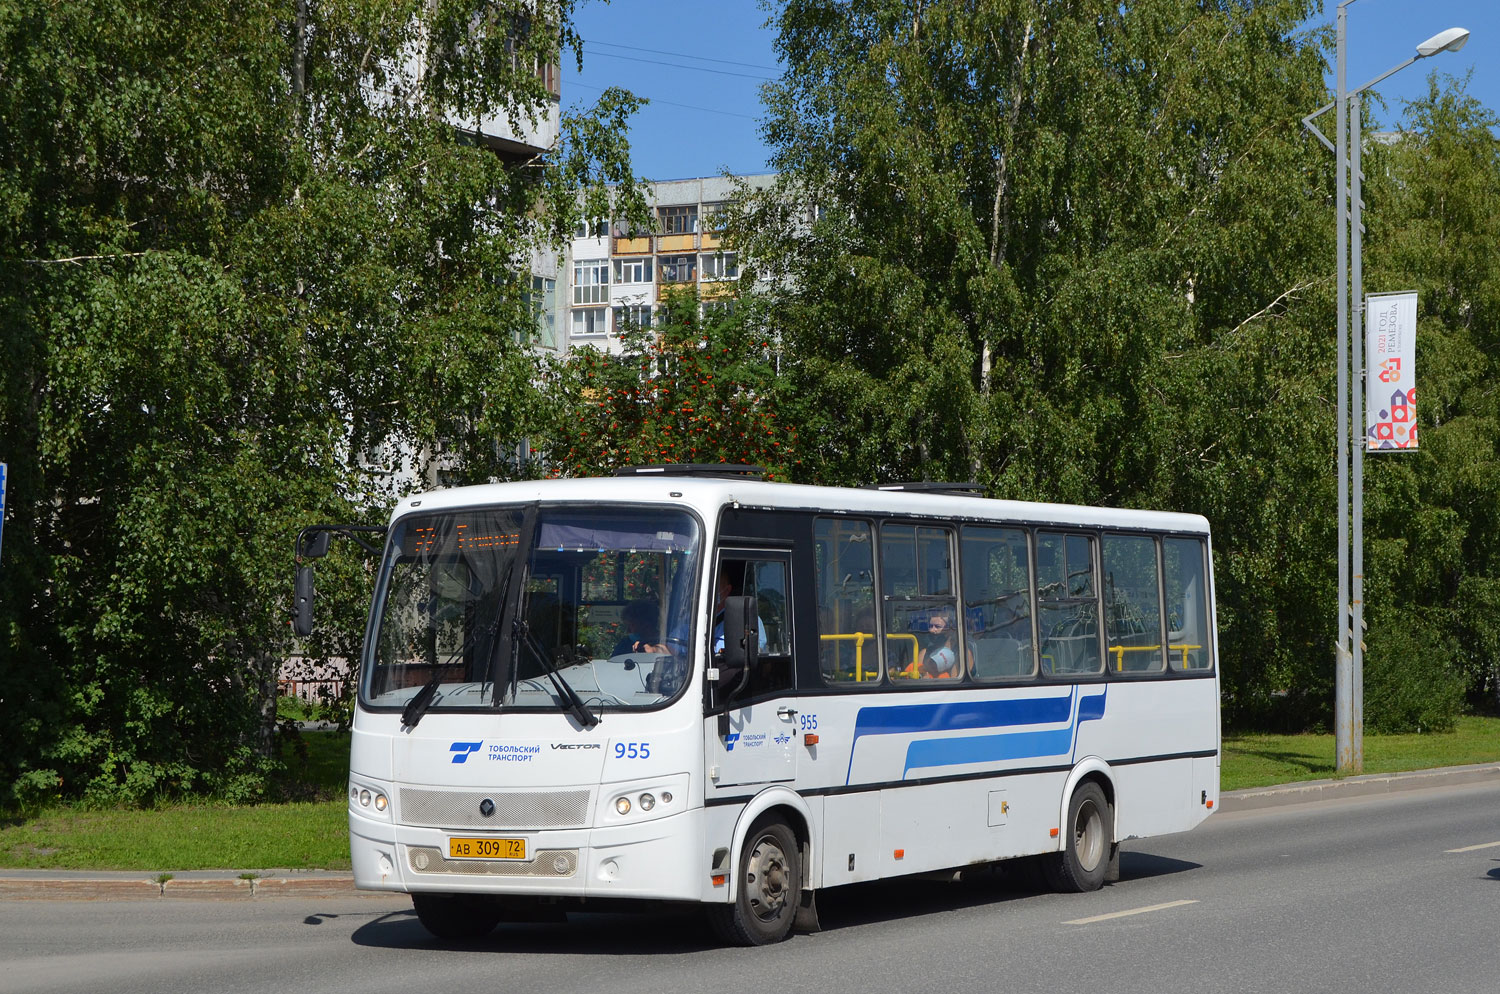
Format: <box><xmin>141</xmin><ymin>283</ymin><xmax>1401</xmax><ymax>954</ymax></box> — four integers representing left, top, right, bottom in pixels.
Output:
<box><xmin>1365</xmin><ymin>291</ymin><xmax>1418</xmax><ymax>451</ymax></box>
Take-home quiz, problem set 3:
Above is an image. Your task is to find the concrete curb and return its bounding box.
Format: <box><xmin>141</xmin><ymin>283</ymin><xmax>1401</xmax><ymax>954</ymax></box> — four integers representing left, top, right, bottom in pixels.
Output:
<box><xmin>1219</xmin><ymin>761</ymin><xmax>1500</xmax><ymax>812</ymax></box>
<box><xmin>0</xmin><ymin>869</ymin><xmax>360</xmax><ymax>901</ymax></box>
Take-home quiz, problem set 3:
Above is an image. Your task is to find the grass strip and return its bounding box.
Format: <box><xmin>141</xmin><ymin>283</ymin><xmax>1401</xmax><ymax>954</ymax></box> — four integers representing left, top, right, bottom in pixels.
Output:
<box><xmin>1222</xmin><ymin>715</ymin><xmax>1500</xmax><ymax>790</ymax></box>
<box><xmin>0</xmin><ymin>801</ymin><xmax>349</xmax><ymax>871</ymax></box>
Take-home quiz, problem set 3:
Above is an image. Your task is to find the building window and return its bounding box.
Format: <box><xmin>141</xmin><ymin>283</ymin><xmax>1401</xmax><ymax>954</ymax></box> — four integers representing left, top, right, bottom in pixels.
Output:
<box><xmin>701</xmin><ymin>251</ymin><xmax>738</xmax><ymax>280</ymax></box>
<box><xmin>573</xmin><ymin>219</ymin><xmax>609</xmax><ymax>239</ymax></box>
<box><xmin>659</xmin><ymin>254</ymin><xmax>696</xmax><ymax>283</ymax></box>
<box><xmin>528</xmin><ymin>275</ymin><xmax>557</xmax><ymax>349</ymax></box>
<box><xmin>613</xmin><ymin>257</ymin><xmax>653</xmax><ymax>284</ymax></box>
<box><xmin>702</xmin><ymin>299</ymin><xmax>737</xmax><ymax>319</ymax></box>
<box><xmin>573</xmin><ymin>259</ymin><xmax>608</xmax><ymax>304</ymax></box>
<box><xmin>703</xmin><ymin>202</ymin><xmax>728</xmax><ymax>232</ymax></box>
<box><xmin>658</xmin><ymin>205</ymin><xmax>698</xmax><ymax>235</ymax></box>
<box><xmin>613</xmin><ymin>304</ymin><xmax>652</xmax><ymax>330</ymax></box>
<box><xmin>571</xmin><ymin>307</ymin><xmax>608</xmax><ymax>336</ymax></box>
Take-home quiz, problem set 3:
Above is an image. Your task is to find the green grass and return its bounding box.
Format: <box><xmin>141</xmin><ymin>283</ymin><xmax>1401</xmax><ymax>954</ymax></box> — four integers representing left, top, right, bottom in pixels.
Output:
<box><xmin>1222</xmin><ymin>715</ymin><xmax>1500</xmax><ymax>790</ymax></box>
<box><xmin>0</xmin><ymin>800</ymin><xmax>350</xmax><ymax>870</ymax></box>
<box><xmin>0</xmin><ymin>731</ymin><xmax>353</xmax><ymax>871</ymax></box>
<box><xmin>4</xmin><ymin>720</ymin><xmax>1498</xmax><ymax>870</ymax></box>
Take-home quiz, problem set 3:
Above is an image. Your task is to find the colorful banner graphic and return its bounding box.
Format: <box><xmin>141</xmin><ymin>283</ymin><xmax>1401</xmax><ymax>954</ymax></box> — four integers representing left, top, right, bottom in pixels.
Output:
<box><xmin>1365</xmin><ymin>291</ymin><xmax>1418</xmax><ymax>451</ymax></box>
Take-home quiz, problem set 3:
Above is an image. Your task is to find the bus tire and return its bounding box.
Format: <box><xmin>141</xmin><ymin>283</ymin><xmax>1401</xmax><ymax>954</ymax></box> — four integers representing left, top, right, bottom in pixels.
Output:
<box><xmin>1043</xmin><ymin>782</ymin><xmax>1111</xmax><ymax>893</ymax></box>
<box><xmin>412</xmin><ymin>893</ymin><xmax>502</xmax><ymax>941</ymax></box>
<box><xmin>710</xmin><ymin>816</ymin><xmax>802</xmax><ymax>946</ymax></box>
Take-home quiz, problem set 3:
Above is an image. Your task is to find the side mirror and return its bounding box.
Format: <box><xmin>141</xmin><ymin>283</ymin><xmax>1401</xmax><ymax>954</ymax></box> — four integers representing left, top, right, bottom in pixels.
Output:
<box><xmin>299</xmin><ymin>529</ymin><xmax>331</xmax><ymax>559</ymax></box>
<box><xmin>293</xmin><ymin>564</ymin><xmax>315</xmax><ymax>637</ymax></box>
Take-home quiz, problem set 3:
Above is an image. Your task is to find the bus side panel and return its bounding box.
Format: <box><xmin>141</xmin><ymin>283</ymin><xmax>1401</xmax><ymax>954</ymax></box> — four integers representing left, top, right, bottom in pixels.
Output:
<box><xmin>821</xmin><ymin>792</ymin><xmax>882</xmax><ymax>886</ymax></box>
<box><xmin>1071</xmin><ymin>679</ymin><xmax>1218</xmax><ymax>768</ymax></box>
<box><xmin>875</xmin><ymin>771</ymin><xmax>1068</xmax><ymax>878</ymax></box>
<box><xmin>1113</xmin><ymin>760</ymin><xmax>1194</xmax><ymax>841</ymax></box>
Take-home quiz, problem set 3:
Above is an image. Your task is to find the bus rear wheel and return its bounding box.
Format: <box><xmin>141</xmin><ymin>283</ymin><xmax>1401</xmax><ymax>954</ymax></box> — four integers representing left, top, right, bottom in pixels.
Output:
<box><xmin>1043</xmin><ymin>782</ymin><xmax>1111</xmax><ymax>893</ymax></box>
<box><xmin>710</xmin><ymin>816</ymin><xmax>802</xmax><ymax>946</ymax></box>
<box><xmin>412</xmin><ymin>893</ymin><xmax>502</xmax><ymax>941</ymax></box>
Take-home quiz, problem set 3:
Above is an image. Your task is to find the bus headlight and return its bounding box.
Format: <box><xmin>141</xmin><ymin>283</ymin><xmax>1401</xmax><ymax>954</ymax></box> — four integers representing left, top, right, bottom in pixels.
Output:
<box><xmin>638</xmin><ymin>793</ymin><xmax>656</xmax><ymax>811</ymax></box>
<box><xmin>349</xmin><ymin>779</ymin><xmax>392</xmax><ymax>820</ymax></box>
<box><xmin>615</xmin><ymin>796</ymin><xmax>632</xmax><ymax>815</ymax></box>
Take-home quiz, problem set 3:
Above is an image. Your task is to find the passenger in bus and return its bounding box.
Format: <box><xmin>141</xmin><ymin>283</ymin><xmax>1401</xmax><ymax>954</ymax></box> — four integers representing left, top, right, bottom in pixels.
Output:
<box><xmin>611</xmin><ymin>599</ymin><xmax>666</xmax><ymax>657</ymax></box>
<box><xmin>916</xmin><ymin>608</ymin><xmax>964</xmax><ymax>679</ymax></box>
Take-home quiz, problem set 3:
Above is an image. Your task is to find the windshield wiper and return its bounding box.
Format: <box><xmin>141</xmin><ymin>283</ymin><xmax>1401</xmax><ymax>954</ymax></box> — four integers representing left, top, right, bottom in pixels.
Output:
<box><xmin>401</xmin><ymin>674</ymin><xmax>443</xmax><ymax>729</ymax></box>
<box><xmin>403</xmin><ymin>601</ymin><xmax>505</xmax><ymax>730</ymax></box>
<box><xmin>516</xmin><ymin>620</ymin><xmax>599</xmax><ymax>729</ymax></box>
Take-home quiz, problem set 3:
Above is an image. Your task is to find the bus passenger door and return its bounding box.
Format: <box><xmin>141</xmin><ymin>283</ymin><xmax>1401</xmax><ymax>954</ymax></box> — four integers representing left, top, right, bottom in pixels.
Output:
<box><xmin>707</xmin><ymin>553</ymin><xmax>798</xmax><ymax>788</ymax></box>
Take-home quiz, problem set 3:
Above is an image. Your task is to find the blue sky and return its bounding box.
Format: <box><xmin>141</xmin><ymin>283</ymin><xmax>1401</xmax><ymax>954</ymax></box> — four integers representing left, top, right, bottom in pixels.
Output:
<box><xmin>564</xmin><ymin>1</ymin><xmax>1499</xmax><ymax>184</ymax></box>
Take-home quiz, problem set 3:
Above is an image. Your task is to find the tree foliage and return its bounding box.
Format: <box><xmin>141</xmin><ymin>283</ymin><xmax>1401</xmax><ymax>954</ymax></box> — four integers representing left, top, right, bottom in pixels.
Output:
<box><xmin>0</xmin><ymin>0</ymin><xmax>644</xmax><ymax>804</ymax></box>
<box><xmin>551</xmin><ymin>290</ymin><xmax>798</xmax><ymax>477</ymax></box>
<box><xmin>734</xmin><ymin>0</ymin><xmax>1500</xmax><ymax>730</ymax></box>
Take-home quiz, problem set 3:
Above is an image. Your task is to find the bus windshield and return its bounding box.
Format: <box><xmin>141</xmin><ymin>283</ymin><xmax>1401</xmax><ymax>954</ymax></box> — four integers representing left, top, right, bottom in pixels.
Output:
<box><xmin>365</xmin><ymin>505</ymin><xmax>701</xmax><ymax>714</ymax></box>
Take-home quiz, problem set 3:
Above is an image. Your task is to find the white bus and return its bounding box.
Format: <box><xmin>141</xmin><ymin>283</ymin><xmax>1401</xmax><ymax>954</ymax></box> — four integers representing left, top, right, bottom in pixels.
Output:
<box><xmin>299</xmin><ymin>467</ymin><xmax>1219</xmax><ymax>945</ymax></box>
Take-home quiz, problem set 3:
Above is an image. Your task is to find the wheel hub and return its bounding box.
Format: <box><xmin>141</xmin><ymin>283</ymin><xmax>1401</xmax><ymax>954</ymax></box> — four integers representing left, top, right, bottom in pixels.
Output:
<box><xmin>745</xmin><ymin>837</ymin><xmax>789</xmax><ymax>919</ymax></box>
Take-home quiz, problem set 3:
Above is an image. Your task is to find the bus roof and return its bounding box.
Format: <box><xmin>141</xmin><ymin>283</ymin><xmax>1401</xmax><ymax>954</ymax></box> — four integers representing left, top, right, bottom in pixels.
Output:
<box><xmin>391</xmin><ymin>476</ymin><xmax>1211</xmax><ymax>536</ymax></box>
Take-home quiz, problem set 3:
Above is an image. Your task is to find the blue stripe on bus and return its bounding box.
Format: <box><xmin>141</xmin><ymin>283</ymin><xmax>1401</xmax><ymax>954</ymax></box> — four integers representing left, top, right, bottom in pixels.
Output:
<box><xmin>903</xmin><ymin>727</ymin><xmax>1076</xmax><ymax>777</ymax></box>
<box><xmin>1070</xmin><ymin>686</ymin><xmax>1108</xmax><ymax>762</ymax></box>
<box><xmin>852</xmin><ymin>692</ymin><xmax>1074</xmax><ymax>739</ymax></box>
<box><xmin>847</xmin><ymin>688</ymin><xmax>1115</xmax><ymax>784</ymax></box>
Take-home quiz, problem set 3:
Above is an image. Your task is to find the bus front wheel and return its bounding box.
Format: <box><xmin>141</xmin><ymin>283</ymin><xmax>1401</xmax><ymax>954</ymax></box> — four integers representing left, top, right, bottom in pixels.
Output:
<box><xmin>1044</xmin><ymin>782</ymin><xmax>1111</xmax><ymax>893</ymax></box>
<box><xmin>710</xmin><ymin>816</ymin><xmax>802</xmax><ymax>946</ymax></box>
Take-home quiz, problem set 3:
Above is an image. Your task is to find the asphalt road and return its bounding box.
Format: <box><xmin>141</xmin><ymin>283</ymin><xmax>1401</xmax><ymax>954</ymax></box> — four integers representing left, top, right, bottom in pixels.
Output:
<box><xmin>3</xmin><ymin>779</ymin><xmax>1498</xmax><ymax>994</ymax></box>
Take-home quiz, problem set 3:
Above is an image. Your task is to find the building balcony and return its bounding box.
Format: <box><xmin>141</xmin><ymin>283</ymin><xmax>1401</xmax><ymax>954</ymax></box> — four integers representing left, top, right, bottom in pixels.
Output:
<box><xmin>657</xmin><ymin>233</ymin><xmax>698</xmax><ymax>253</ymax></box>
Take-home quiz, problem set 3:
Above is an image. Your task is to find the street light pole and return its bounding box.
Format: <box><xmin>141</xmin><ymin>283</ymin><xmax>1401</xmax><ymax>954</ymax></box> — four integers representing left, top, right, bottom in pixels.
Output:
<box><xmin>1302</xmin><ymin>8</ymin><xmax>1470</xmax><ymax>775</ymax></box>
<box><xmin>1333</xmin><ymin>0</ymin><xmax>1353</xmax><ymax>774</ymax></box>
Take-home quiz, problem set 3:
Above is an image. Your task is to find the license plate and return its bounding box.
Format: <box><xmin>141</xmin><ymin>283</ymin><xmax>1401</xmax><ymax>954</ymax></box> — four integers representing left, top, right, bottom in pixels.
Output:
<box><xmin>448</xmin><ymin>837</ymin><xmax>527</xmax><ymax>860</ymax></box>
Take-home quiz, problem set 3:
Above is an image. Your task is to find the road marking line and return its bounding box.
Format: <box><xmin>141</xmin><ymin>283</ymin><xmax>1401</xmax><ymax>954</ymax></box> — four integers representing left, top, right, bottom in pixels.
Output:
<box><xmin>1064</xmin><ymin>899</ymin><xmax>1199</xmax><ymax>925</ymax></box>
<box><xmin>1445</xmin><ymin>841</ymin><xmax>1500</xmax><ymax>853</ymax></box>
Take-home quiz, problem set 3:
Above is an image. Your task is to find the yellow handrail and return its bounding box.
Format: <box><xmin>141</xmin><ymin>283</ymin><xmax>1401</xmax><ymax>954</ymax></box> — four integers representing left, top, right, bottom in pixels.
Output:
<box><xmin>1108</xmin><ymin>643</ymin><xmax>1203</xmax><ymax>671</ymax></box>
<box><xmin>818</xmin><ymin>632</ymin><xmax>920</xmax><ymax>681</ymax></box>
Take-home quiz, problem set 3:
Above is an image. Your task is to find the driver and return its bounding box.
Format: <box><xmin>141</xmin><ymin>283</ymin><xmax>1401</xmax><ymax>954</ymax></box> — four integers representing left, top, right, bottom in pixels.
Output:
<box><xmin>611</xmin><ymin>599</ymin><xmax>666</xmax><ymax>656</ymax></box>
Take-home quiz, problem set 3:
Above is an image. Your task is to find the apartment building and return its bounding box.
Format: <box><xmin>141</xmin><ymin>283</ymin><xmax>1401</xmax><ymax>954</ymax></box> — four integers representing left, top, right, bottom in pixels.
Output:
<box><xmin>564</xmin><ymin>174</ymin><xmax>776</xmax><ymax>353</ymax></box>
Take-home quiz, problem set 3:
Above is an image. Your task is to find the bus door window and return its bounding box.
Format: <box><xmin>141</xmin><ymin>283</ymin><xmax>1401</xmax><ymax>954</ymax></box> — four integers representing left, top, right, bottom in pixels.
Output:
<box><xmin>1036</xmin><ymin>532</ymin><xmax>1104</xmax><ymax>676</ymax></box>
<box><xmin>880</xmin><ymin>524</ymin><xmax>962</xmax><ymax>681</ymax></box>
<box><xmin>1102</xmin><ymin>534</ymin><xmax>1166</xmax><ymax>674</ymax></box>
<box><xmin>814</xmin><ymin>518</ymin><xmax>879</xmax><ymax>685</ymax></box>
<box><xmin>962</xmin><ymin>526</ymin><xmax>1037</xmax><ymax>680</ymax></box>
<box><xmin>715</xmin><ymin>555</ymin><xmax>793</xmax><ymax>702</ymax></box>
<box><xmin>1163</xmin><ymin>537</ymin><xmax>1213</xmax><ymax>671</ymax></box>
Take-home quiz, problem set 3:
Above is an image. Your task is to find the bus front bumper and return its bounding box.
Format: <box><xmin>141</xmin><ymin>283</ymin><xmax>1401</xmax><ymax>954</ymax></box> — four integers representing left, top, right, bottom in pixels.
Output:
<box><xmin>350</xmin><ymin>805</ymin><xmax>707</xmax><ymax>903</ymax></box>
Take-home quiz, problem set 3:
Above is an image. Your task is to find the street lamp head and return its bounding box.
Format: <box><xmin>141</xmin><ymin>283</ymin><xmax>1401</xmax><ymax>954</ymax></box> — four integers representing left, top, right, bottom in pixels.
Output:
<box><xmin>1416</xmin><ymin>27</ymin><xmax>1469</xmax><ymax>58</ymax></box>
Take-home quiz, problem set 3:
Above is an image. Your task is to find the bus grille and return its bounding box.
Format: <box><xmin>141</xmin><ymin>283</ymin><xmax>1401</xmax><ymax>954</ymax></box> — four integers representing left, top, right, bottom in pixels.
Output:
<box><xmin>398</xmin><ymin>788</ymin><xmax>592</xmax><ymax>829</ymax></box>
<box><xmin>406</xmin><ymin>847</ymin><xmax>579</xmax><ymax>878</ymax></box>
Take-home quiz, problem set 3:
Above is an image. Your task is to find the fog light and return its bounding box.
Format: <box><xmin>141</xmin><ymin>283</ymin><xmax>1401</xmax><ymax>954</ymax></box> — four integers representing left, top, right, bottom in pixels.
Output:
<box><xmin>639</xmin><ymin>792</ymin><xmax>656</xmax><ymax>811</ymax></box>
<box><xmin>615</xmin><ymin>796</ymin><xmax>631</xmax><ymax>815</ymax></box>
<box><xmin>359</xmin><ymin>789</ymin><xmax>371</xmax><ymax>807</ymax></box>
<box><xmin>661</xmin><ymin>791</ymin><xmax>673</xmax><ymax>804</ymax></box>
<box><xmin>374</xmin><ymin>793</ymin><xmax>388</xmax><ymax>812</ymax></box>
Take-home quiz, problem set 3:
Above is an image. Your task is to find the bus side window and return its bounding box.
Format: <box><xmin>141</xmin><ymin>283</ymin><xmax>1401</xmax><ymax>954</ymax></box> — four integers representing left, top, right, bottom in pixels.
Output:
<box><xmin>1164</xmin><ymin>537</ymin><xmax>1213</xmax><ymax>671</ymax></box>
<box><xmin>1036</xmin><ymin>532</ymin><xmax>1103</xmax><ymax>676</ymax></box>
<box><xmin>814</xmin><ymin>518</ymin><xmax>879</xmax><ymax>685</ymax></box>
<box><xmin>1101</xmin><ymin>534</ymin><xmax>1166</xmax><ymax>674</ymax></box>
<box><xmin>963</xmin><ymin>526</ymin><xmax>1036</xmax><ymax>681</ymax></box>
